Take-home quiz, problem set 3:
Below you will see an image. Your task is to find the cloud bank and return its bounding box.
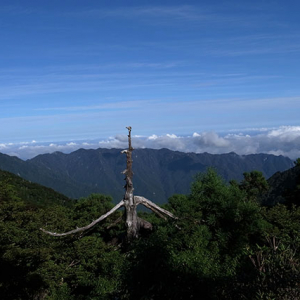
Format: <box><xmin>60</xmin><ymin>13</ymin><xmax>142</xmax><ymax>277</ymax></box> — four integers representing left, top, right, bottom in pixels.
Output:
<box><xmin>0</xmin><ymin>126</ymin><xmax>300</xmax><ymax>160</ymax></box>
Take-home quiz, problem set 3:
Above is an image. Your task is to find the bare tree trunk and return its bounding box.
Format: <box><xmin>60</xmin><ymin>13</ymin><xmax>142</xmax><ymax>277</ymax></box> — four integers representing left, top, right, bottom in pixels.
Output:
<box><xmin>122</xmin><ymin>126</ymin><xmax>139</xmax><ymax>240</ymax></box>
<box><xmin>40</xmin><ymin>126</ymin><xmax>177</xmax><ymax>241</ymax></box>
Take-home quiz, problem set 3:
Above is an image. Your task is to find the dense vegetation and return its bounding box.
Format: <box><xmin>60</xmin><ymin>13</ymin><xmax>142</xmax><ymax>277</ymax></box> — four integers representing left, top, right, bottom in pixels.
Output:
<box><xmin>0</xmin><ymin>170</ymin><xmax>72</xmax><ymax>208</ymax></box>
<box><xmin>1</xmin><ymin>165</ymin><xmax>300</xmax><ymax>299</ymax></box>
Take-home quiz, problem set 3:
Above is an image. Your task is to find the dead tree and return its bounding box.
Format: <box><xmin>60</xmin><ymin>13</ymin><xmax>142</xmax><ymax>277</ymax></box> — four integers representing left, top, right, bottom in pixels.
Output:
<box><xmin>41</xmin><ymin>126</ymin><xmax>177</xmax><ymax>241</ymax></box>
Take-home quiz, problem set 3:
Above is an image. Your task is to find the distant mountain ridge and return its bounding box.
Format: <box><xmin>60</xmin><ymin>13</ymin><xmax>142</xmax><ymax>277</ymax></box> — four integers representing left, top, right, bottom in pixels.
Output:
<box><xmin>0</xmin><ymin>148</ymin><xmax>294</xmax><ymax>204</ymax></box>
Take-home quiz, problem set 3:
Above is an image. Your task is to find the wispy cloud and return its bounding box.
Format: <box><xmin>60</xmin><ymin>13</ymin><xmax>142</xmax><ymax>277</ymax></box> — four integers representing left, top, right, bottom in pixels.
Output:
<box><xmin>65</xmin><ymin>4</ymin><xmax>279</xmax><ymax>30</ymax></box>
<box><xmin>34</xmin><ymin>100</ymin><xmax>158</xmax><ymax>112</ymax></box>
<box><xmin>66</xmin><ymin>5</ymin><xmax>208</xmax><ymax>22</ymax></box>
<box><xmin>0</xmin><ymin>5</ymin><xmax>35</xmax><ymax>15</ymax></box>
<box><xmin>0</xmin><ymin>65</ymin><xmax>288</xmax><ymax>101</ymax></box>
<box><xmin>210</xmin><ymin>44</ymin><xmax>300</xmax><ymax>57</ymax></box>
<box><xmin>1</xmin><ymin>96</ymin><xmax>299</xmax><ymax>145</ymax></box>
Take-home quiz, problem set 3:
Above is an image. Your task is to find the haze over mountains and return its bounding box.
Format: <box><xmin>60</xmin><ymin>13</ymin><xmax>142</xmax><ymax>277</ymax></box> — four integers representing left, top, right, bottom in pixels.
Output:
<box><xmin>1</xmin><ymin>126</ymin><xmax>300</xmax><ymax>161</ymax></box>
<box><xmin>0</xmin><ymin>148</ymin><xmax>293</xmax><ymax>204</ymax></box>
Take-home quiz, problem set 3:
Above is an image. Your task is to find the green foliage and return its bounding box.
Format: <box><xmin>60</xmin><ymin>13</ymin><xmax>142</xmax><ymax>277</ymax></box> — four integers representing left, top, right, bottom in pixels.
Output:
<box><xmin>120</xmin><ymin>169</ymin><xmax>269</xmax><ymax>299</ymax></box>
<box><xmin>294</xmin><ymin>158</ymin><xmax>300</xmax><ymax>167</ymax></box>
<box><xmin>121</xmin><ymin>224</ymin><xmax>219</xmax><ymax>300</ymax></box>
<box><xmin>239</xmin><ymin>170</ymin><xmax>269</xmax><ymax>202</ymax></box>
<box><xmin>232</xmin><ymin>238</ymin><xmax>300</xmax><ymax>299</ymax></box>
<box><xmin>0</xmin><ymin>187</ymin><xmax>46</xmax><ymax>299</ymax></box>
<box><xmin>1</xmin><ymin>167</ymin><xmax>300</xmax><ymax>299</ymax></box>
<box><xmin>262</xmin><ymin>204</ymin><xmax>300</xmax><ymax>246</ymax></box>
<box><xmin>262</xmin><ymin>162</ymin><xmax>300</xmax><ymax>207</ymax></box>
<box><xmin>284</xmin><ymin>174</ymin><xmax>300</xmax><ymax>207</ymax></box>
<box><xmin>0</xmin><ymin>197</ymin><xmax>125</xmax><ymax>299</ymax></box>
<box><xmin>0</xmin><ymin>171</ymin><xmax>124</xmax><ymax>299</ymax></box>
<box><xmin>73</xmin><ymin>194</ymin><xmax>115</xmax><ymax>226</ymax></box>
<box><xmin>190</xmin><ymin>169</ymin><xmax>267</xmax><ymax>252</ymax></box>
<box><xmin>0</xmin><ymin>169</ymin><xmax>73</xmax><ymax>207</ymax></box>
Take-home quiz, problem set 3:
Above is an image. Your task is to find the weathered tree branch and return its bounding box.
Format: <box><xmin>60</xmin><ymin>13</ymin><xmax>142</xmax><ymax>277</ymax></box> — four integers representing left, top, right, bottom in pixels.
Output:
<box><xmin>40</xmin><ymin>200</ymin><xmax>124</xmax><ymax>236</ymax></box>
<box><xmin>134</xmin><ymin>196</ymin><xmax>178</xmax><ymax>220</ymax></box>
<box><xmin>142</xmin><ymin>205</ymin><xmax>167</xmax><ymax>220</ymax></box>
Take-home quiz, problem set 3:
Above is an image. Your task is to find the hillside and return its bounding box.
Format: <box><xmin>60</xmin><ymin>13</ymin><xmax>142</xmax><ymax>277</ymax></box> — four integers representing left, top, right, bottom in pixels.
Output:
<box><xmin>261</xmin><ymin>163</ymin><xmax>300</xmax><ymax>206</ymax></box>
<box><xmin>0</xmin><ymin>152</ymin><xmax>97</xmax><ymax>199</ymax></box>
<box><xmin>0</xmin><ymin>168</ymin><xmax>73</xmax><ymax>207</ymax></box>
<box><xmin>0</xmin><ymin>148</ymin><xmax>294</xmax><ymax>203</ymax></box>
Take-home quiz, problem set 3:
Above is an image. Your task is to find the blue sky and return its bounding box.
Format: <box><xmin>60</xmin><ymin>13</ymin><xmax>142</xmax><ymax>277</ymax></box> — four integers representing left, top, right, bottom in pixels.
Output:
<box><xmin>1</xmin><ymin>0</ymin><xmax>300</xmax><ymax>159</ymax></box>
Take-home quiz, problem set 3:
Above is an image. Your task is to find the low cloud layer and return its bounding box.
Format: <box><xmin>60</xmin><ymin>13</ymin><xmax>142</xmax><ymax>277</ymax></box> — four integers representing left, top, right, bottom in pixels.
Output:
<box><xmin>1</xmin><ymin>126</ymin><xmax>300</xmax><ymax>160</ymax></box>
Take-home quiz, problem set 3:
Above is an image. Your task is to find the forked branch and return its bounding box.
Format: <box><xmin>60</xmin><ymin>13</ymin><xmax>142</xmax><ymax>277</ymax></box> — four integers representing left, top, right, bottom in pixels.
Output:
<box><xmin>40</xmin><ymin>200</ymin><xmax>124</xmax><ymax>236</ymax></box>
<box><xmin>135</xmin><ymin>196</ymin><xmax>178</xmax><ymax>220</ymax></box>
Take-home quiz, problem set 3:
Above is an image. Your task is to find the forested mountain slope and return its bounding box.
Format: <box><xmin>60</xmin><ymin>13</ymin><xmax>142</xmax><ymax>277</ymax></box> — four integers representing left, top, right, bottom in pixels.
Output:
<box><xmin>0</xmin><ymin>169</ymin><xmax>73</xmax><ymax>207</ymax></box>
<box><xmin>0</xmin><ymin>152</ymin><xmax>99</xmax><ymax>199</ymax></box>
<box><xmin>261</xmin><ymin>163</ymin><xmax>300</xmax><ymax>206</ymax></box>
<box><xmin>0</xmin><ymin>149</ymin><xmax>293</xmax><ymax>203</ymax></box>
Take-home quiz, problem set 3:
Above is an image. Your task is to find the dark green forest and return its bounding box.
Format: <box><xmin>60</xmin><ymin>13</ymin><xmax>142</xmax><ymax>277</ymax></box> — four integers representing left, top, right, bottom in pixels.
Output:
<box><xmin>1</xmin><ymin>164</ymin><xmax>300</xmax><ymax>299</ymax></box>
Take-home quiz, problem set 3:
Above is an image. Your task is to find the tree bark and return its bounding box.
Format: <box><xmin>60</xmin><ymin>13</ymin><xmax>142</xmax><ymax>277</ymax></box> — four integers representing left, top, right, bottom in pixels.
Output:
<box><xmin>134</xmin><ymin>196</ymin><xmax>177</xmax><ymax>220</ymax></box>
<box><xmin>122</xmin><ymin>126</ymin><xmax>140</xmax><ymax>240</ymax></box>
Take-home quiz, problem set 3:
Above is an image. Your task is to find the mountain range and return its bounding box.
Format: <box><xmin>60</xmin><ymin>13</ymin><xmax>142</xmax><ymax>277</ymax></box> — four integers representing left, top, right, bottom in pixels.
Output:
<box><xmin>0</xmin><ymin>148</ymin><xmax>294</xmax><ymax>204</ymax></box>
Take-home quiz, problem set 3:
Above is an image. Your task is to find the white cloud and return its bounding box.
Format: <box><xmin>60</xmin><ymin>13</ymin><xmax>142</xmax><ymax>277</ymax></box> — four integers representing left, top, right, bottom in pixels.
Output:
<box><xmin>193</xmin><ymin>132</ymin><xmax>230</xmax><ymax>148</ymax></box>
<box><xmin>0</xmin><ymin>126</ymin><xmax>300</xmax><ymax>160</ymax></box>
<box><xmin>68</xmin><ymin>5</ymin><xmax>203</xmax><ymax>22</ymax></box>
<box><xmin>166</xmin><ymin>134</ymin><xmax>178</xmax><ymax>139</ymax></box>
<box><xmin>148</xmin><ymin>134</ymin><xmax>158</xmax><ymax>140</ymax></box>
